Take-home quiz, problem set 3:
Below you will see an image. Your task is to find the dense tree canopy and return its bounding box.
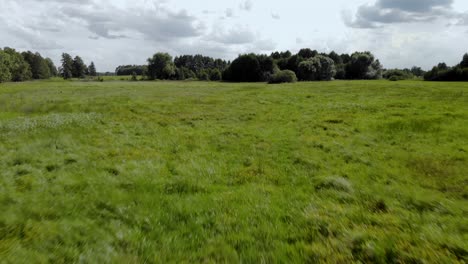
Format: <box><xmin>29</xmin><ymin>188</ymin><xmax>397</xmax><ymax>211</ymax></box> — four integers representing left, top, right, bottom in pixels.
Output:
<box><xmin>147</xmin><ymin>53</ymin><xmax>176</xmax><ymax>80</ymax></box>
<box><xmin>10</xmin><ymin>46</ymin><xmax>463</xmax><ymax>84</ymax></box>
<box><xmin>424</xmin><ymin>54</ymin><xmax>468</xmax><ymax>81</ymax></box>
<box><xmin>4</xmin><ymin>48</ymin><xmax>32</xmax><ymax>82</ymax></box>
<box><xmin>115</xmin><ymin>65</ymin><xmax>147</xmax><ymax>76</ymax></box>
<box><xmin>460</xmin><ymin>53</ymin><xmax>468</xmax><ymax>68</ymax></box>
<box><xmin>297</xmin><ymin>55</ymin><xmax>336</xmax><ymax>81</ymax></box>
<box><xmin>72</xmin><ymin>56</ymin><xmax>87</xmax><ymax>78</ymax></box>
<box><xmin>345</xmin><ymin>52</ymin><xmax>382</xmax><ymax>80</ymax></box>
<box><xmin>0</xmin><ymin>47</ymin><xmax>55</xmax><ymax>83</ymax></box>
<box><xmin>22</xmin><ymin>51</ymin><xmax>51</xmax><ymax>79</ymax></box>
<box><xmin>223</xmin><ymin>54</ymin><xmax>264</xmax><ymax>82</ymax></box>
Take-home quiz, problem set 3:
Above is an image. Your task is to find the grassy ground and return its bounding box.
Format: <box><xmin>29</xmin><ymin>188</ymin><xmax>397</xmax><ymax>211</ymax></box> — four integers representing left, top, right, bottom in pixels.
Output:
<box><xmin>0</xmin><ymin>80</ymin><xmax>467</xmax><ymax>263</ymax></box>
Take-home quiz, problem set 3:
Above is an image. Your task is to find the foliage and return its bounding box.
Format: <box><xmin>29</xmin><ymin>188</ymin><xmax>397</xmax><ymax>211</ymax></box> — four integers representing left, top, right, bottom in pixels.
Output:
<box><xmin>72</xmin><ymin>56</ymin><xmax>87</xmax><ymax>78</ymax></box>
<box><xmin>60</xmin><ymin>53</ymin><xmax>74</xmax><ymax>79</ymax></box>
<box><xmin>197</xmin><ymin>69</ymin><xmax>210</xmax><ymax>81</ymax></box>
<box><xmin>223</xmin><ymin>54</ymin><xmax>262</xmax><ymax>82</ymax></box>
<box><xmin>0</xmin><ymin>47</ymin><xmax>55</xmax><ymax>82</ymax></box>
<box><xmin>174</xmin><ymin>55</ymin><xmax>228</xmax><ymax>73</ymax></box>
<box><xmin>461</xmin><ymin>53</ymin><xmax>468</xmax><ymax>68</ymax></box>
<box><xmin>209</xmin><ymin>69</ymin><xmax>222</xmax><ymax>81</ymax></box>
<box><xmin>424</xmin><ymin>54</ymin><xmax>468</xmax><ymax>81</ymax></box>
<box><xmin>383</xmin><ymin>69</ymin><xmax>414</xmax><ymax>81</ymax></box>
<box><xmin>345</xmin><ymin>52</ymin><xmax>382</xmax><ymax>79</ymax></box>
<box><xmin>22</xmin><ymin>51</ymin><xmax>51</xmax><ymax>79</ymax></box>
<box><xmin>88</xmin><ymin>62</ymin><xmax>97</xmax><ymax>77</ymax></box>
<box><xmin>147</xmin><ymin>52</ymin><xmax>176</xmax><ymax>80</ymax></box>
<box><xmin>298</xmin><ymin>55</ymin><xmax>336</xmax><ymax>81</ymax></box>
<box><xmin>410</xmin><ymin>66</ymin><xmax>425</xmax><ymax>77</ymax></box>
<box><xmin>0</xmin><ymin>50</ymin><xmax>13</xmax><ymax>82</ymax></box>
<box><xmin>115</xmin><ymin>65</ymin><xmax>147</xmax><ymax>76</ymax></box>
<box><xmin>268</xmin><ymin>70</ymin><xmax>297</xmax><ymax>83</ymax></box>
<box><xmin>175</xmin><ymin>67</ymin><xmax>196</xmax><ymax>80</ymax></box>
<box><xmin>297</xmin><ymin>48</ymin><xmax>318</xmax><ymax>59</ymax></box>
<box><xmin>130</xmin><ymin>71</ymin><xmax>138</xmax><ymax>81</ymax></box>
<box><xmin>3</xmin><ymin>48</ymin><xmax>32</xmax><ymax>82</ymax></box>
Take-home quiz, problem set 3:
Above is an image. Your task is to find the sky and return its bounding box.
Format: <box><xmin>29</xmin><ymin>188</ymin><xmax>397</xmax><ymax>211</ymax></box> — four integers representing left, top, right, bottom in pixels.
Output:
<box><xmin>1</xmin><ymin>0</ymin><xmax>468</xmax><ymax>72</ymax></box>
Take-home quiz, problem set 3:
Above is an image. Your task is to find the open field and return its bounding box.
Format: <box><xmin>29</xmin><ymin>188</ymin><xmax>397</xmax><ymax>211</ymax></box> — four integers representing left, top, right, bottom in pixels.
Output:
<box><xmin>0</xmin><ymin>80</ymin><xmax>467</xmax><ymax>263</ymax></box>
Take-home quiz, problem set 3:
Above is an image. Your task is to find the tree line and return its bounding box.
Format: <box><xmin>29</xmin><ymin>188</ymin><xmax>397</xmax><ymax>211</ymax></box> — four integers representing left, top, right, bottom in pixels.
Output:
<box><xmin>3</xmin><ymin>46</ymin><xmax>468</xmax><ymax>83</ymax></box>
<box><xmin>60</xmin><ymin>53</ymin><xmax>97</xmax><ymax>79</ymax></box>
<box><xmin>140</xmin><ymin>49</ymin><xmax>386</xmax><ymax>83</ymax></box>
<box><xmin>424</xmin><ymin>54</ymin><xmax>468</xmax><ymax>81</ymax></box>
<box><xmin>0</xmin><ymin>47</ymin><xmax>57</xmax><ymax>83</ymax></box>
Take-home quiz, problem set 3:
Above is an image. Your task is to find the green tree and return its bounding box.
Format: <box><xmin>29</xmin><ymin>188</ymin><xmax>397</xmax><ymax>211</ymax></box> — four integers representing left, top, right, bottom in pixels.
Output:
<box><xmin>147</xmin><ymin>53</ymin><xmax>176</xmax><ymax>80</ymax></box>
<box><xmin>268</xmin><ymin>70</ymin><xmax>297</xmax><ymax>84</ymax></box>
<box><xmin>22</xmin><ymin>51</ymin><xmax>50</xmax><ymax>79</ymax></box>
<box><xmin>460</xmin><ymin>53</ymin><xmax>468</xmax><ymax>68</ymax></box>
<box><xmin>209</xmin><ymin>69</ymin><xmax>222</xmax><ymax>81</ymax></box>
<box><xmin>131</xmin><ymin>71</ymin><xmax>138</xmax><ymax>81</ymax></box>
<box><xmin>298</xmin><ymin>55</ymin><xmax>336</xmax><ymax>81</ymax></box>
<box><xmin>45</xmin><ymin>58</ymin><xmax>58</xmax><ymax>77</ymax></box>
<box><xmin>88</xmin><ymin>62</ymin><xmax>97</xmax><ymax>76</ymax></box>
<box><xmin>61</xmin><ymin>53</ymin><xmax>73</xmax><ymax>79</ymax></box>
<box><xmin>328</xmin><ymin>51</ymin><xmax>343</xmax><ymax>66</ymax></box>
<box><xmin>223</xmin><ymin>54</ymin><xmax>261</xmax><ymax>82</ymax></box>
<box><xmin>4</xmin><ymin>48</ymin><xmax>32</xmax><ymax>81</ymax></box>
<box><xmin>72</xmin><ymin>56</ymin><xmax>87</xmax><ymax>78</ymax></box>
<box><xmin>345</xmin><ymin>52</ymin><xmax>382</xmax><ymax>79</ymax></box>
<box><xmin>298</xmin><ymin>48</ymin><xmax>318</xmax><ymax>59</ymax></box>
<box><xmin>0</xmin><ymin>50</ymin><xmax>12</xmax><ymax>82</ymax></box>
<box><xmin>283</xmin><ymin>55</ymin><xmax>305</xmax><ymax>73</ymax></box>
<box><xmin>175</xmin><ymin>67</ymin><xmax>196</xmax><ymax>80</ymax></box>
<box><xmin>410</xmin><ymin>66</ymin><xmax>425</xmax><ymax>77</ymax></box>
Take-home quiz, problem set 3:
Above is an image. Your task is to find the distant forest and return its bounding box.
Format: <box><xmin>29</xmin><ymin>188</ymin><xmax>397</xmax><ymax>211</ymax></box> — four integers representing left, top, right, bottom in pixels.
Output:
<box><xmin>1</xmin><ymin>46</ymin><xmax>468</xmax><ymax>83</ymax></box>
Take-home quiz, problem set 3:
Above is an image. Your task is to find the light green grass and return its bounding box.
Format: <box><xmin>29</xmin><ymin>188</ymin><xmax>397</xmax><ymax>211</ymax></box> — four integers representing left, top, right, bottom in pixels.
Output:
<box><xmin>0</xmin><ymin>80</ymin><xmax>467</xmax><ymax>263</ymax></box>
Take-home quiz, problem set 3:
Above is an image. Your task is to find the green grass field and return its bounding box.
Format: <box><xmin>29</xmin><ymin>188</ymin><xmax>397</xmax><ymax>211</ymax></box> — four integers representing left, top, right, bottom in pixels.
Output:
<box><xmin>0</xmin><ymin>80</ymin><xmax>467</xmax><ymax>263</ymax></box>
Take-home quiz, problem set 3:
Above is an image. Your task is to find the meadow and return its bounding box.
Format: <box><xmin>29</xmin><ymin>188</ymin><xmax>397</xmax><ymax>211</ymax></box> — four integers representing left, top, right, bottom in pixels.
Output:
<box><xmin>0</xmin><ymin>79</ymin><xmax>467</xmax><ymax>263</ymax></box>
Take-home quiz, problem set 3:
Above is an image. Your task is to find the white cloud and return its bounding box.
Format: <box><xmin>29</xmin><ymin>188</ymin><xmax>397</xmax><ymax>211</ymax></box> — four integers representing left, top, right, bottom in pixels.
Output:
<box><xmin>0</xmin><ymin>0</ymin><xmax>467</xmax><ymax>71</ymax></box>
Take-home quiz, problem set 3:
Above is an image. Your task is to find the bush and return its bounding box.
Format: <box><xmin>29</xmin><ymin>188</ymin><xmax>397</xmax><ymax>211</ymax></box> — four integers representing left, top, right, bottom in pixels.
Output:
<box><xmin>209</xmin><ymin>69</ymin><xmax>222</xmax><ymax>81</ymax></box>
<box><xmin>383</xmin><ymin>69</ymin><xmax>414</xmax><ymax>81</ymax></box>
<box><xmin>268</xmin><ymin>70</ymin><xmax>297</xmax><ymax>84</ymax></box>
<box><xmin>131</xmin><ymin>72</ymin><xmax>138</xmax><ymax>81</ymax></box>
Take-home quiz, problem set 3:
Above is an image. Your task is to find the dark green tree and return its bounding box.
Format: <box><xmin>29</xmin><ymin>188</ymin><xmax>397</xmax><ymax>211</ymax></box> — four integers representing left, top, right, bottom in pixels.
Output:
<box><xmin>0</xmin><ymin>50</ymin><xmax>12</xmax><ymax>82</ymax></box>
<box><xmin>298</xmin><ymin>48</ymin><xmax>318</xmax><ymax>59</ymax></box>
<box><xmin>410</xmin><ymin>66</ymin><xmax>425</xmax><ymax>77</ymax></box>
<box><xmin>345</xmin><ymin>52</ymin><xmax>382</xmax><ymax>79</ymax></box>
<box><xmin>61</xmin><ymin>53</ymin><xmax>73</xmax><ymax>79</ymax></box>
<box><xmin>72</xmin><ymin>56</ymin><xmax>86</xmax><ymax>78</ymax></box>
<box><xmin>223</xmin><ymin>54</ymin><xmax>261</xmax><ymax>82</ymax></box>
<box><xmin>88</xmin><ymin>62</ymin><xmax>97</xmax><ymax>76</ymax></box>
<box><xmin>4</xmin><ymin>48</ymin><xmax>32</xmax><ymax>81</ymax></box>
<box><xmin>22</xmin><ymin>51</ymin><xmax>50</xmax><ymax>79</ymax></box>
<box><xmin>298</xmin><ymin>55</ymin><xmax>336</xmax><ymax>81</ymax></box>
<box><xmin>460</xmin><ymin>53</ymin><xmax>468</xmax><ymax>68</ymax></box>
<box><xmin>209</xmin><ymin>69</ymin><xmax>222</xmax><ymax>81</ymax></box>
<box><xmin>147</xmin><ymin>53</ymin><xmax>176</xmax><ymax>80</ymax></box>
<box><xmin>45</xmin><ymin>58</ymin><xmax>58</xmax><ymax>77</ymax></box>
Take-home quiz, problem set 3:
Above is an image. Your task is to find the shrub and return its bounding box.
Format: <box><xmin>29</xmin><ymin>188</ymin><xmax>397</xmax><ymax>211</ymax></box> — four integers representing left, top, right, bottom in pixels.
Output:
<box><xmin>268</xmin><ymin>70</ymin><xmax>297</xmax><ymax>84</ymax></box>
<box><xmin>383</xmin><ymin>69</ymin><xmax>414</xmax><ymax>81</ymax></box>
<box><xmin>209</xmin><ymin>69</ymin><xmax>222</xmax><ymax>81</ymax></box>
<box><xmin>131</xmin><ymin>72</ymin><xmax>138</xmax><ymax>81</ymax></box>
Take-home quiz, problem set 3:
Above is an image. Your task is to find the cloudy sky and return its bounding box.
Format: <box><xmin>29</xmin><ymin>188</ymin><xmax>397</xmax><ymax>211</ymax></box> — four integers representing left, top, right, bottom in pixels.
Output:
<box><xmin>1</xmin><ymin>0</ymin><xmax>467</xmax><ymax>71</ymax></box>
